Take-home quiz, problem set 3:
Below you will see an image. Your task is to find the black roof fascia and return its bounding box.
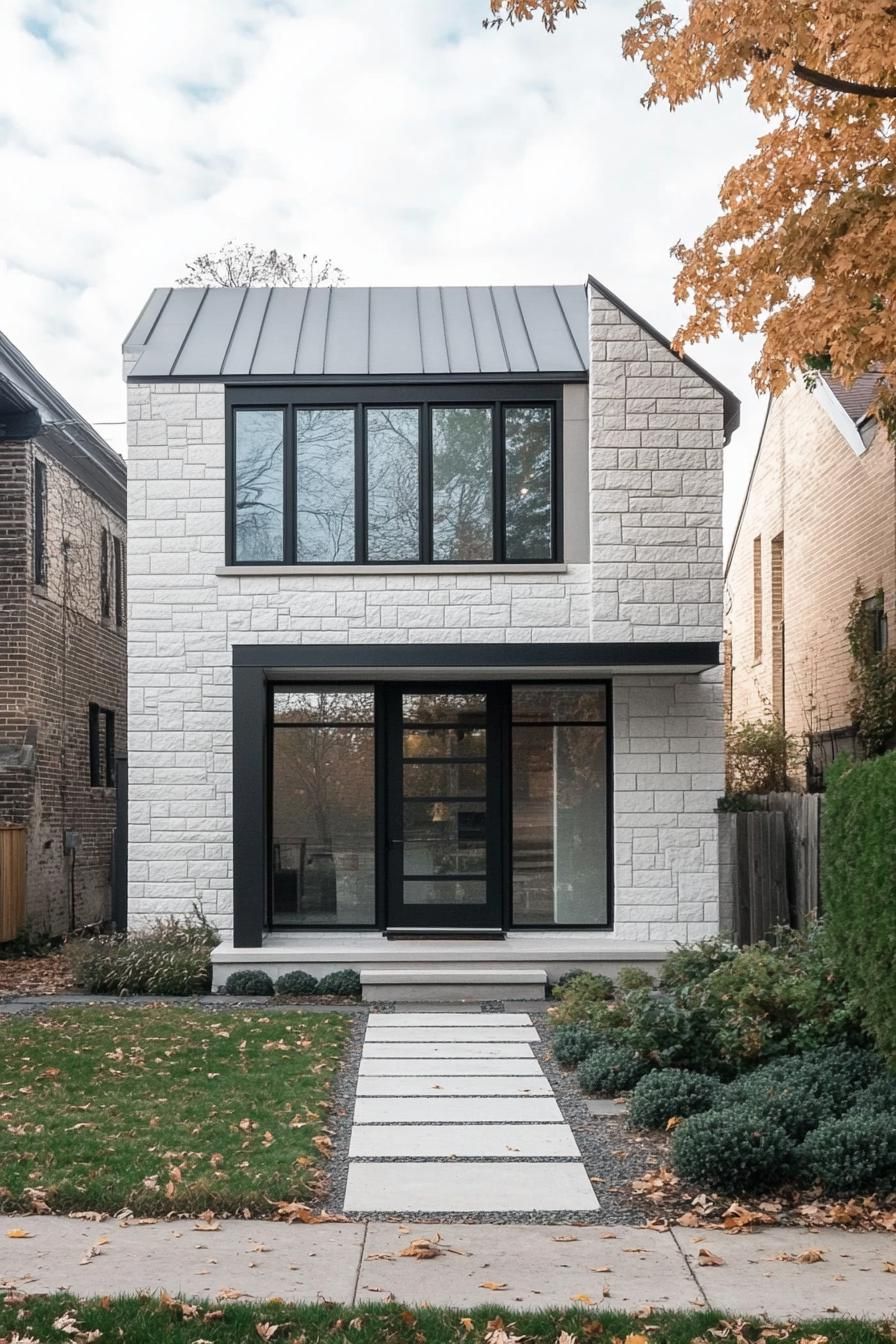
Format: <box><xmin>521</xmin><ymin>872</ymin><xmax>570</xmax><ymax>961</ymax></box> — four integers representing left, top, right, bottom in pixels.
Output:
<box><xmin>127</xmin><ymin>370</ymin><xmax>589</xmax><ymax>386</ymax></box>
<box><xmin>233</xmin><ymin>641</ymin><xmax>721</xmax><ymax>671</ymax></box>
<box><xmin>587</xmin><ymin>275</ymin><xmax>741</xmax><ymax>443</ymax></box>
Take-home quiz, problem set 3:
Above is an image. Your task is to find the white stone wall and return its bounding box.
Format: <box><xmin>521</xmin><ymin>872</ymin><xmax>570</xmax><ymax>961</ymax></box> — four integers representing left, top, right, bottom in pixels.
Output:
<box><xmin>125</xmin><ymin>289</ymin><xmax>725</xmax><ymax>943</ymax></box>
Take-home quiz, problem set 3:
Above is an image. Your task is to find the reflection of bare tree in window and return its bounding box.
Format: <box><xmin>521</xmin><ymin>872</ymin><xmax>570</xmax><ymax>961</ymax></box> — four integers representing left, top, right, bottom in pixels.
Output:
<box><xmin>366</xmin><ymin>409</ymin><xmax>420</xmax><ymax>560</ymax></box>
<box><xmin>505</xmin><ymin>406</ymin><xmax>552</xmax><ymax>560</ymax></box>
<box><xmin>432</xmin><ymin>408</ymin><xmax>493</xmax><ymax>561</ymax></box>
<box><xmin>296</xmin><ymin>409</ymin><xmax>355</xmax><ymax>562</ymax></box>
<box><xmin>235</xmin><ymin>411</ymin><xmax>283</xmax><ymax>561</ymax></box>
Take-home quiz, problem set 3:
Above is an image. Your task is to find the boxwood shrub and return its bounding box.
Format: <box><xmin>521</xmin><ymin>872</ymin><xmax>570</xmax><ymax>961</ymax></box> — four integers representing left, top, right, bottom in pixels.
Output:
<box><xmin>628</xmin><ymin>1068</ymin><xmax>721</xmax><ymax>1131</ymax></box>
<box><xmin>316</xmin><ymin>969</ymin><xmax>362</xmax><ymax>997</ymax></box>
<box><xmin>801</xmin><ymin>1109</ymin><xmax>896</xmax><ymax>1194</ymax></box>
<box><xmin>274</xmin><ymin>970</ymin><xmax>319</xmax><ymax>996</ymax></box>
<box><xmin>577</xmin><ymin>1042</ymin><xmax>648</xmax><ymax>1095</ymax></box>
<box><xmin>671</xmin><ymin>1104</ymin><xmax>795</xmax><ymax>1194</ymax></box>
<box><xmin>823</xmin><ymin>751</ymin><xmax>896</xmax><ymax>1064</ymax></box>
<box><xmin>224</xmin><ymin>970</ymin><xmax>274</xmax><ymax>996</ymax></box>
<box><xmin>552</xmin><ymin>1024</ymin><xmax>606</xmax><ymax>1067</ymax></box>
<box><xmin>857</xmin><ymin>1072</ymin><xmax>896</xmax><ymax>1113</ymax></box>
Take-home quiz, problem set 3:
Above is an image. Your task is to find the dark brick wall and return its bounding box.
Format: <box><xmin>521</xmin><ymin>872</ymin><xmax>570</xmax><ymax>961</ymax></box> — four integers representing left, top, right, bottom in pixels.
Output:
<box><xmin>0</xmin><ymin>439</ymin><xmax>127</xmax><ymax>935</ymax></box>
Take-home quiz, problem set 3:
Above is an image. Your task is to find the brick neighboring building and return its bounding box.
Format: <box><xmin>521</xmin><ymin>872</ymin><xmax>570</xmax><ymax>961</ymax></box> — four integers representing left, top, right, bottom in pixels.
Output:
<box><xmin>724</xmin><ymin>370</ymin><xmax>894</xmax><ymax>785</ymax></box>
<box><xmin>0</xmin><ymin>330</ymin><xmax>127</xmax><ymax>935</ymax></box>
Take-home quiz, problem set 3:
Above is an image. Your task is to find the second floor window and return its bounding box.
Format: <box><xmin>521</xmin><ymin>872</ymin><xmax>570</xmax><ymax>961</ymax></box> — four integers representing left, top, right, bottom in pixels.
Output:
<box><xmin>101</xmin><ymin>528</ymin><xmax>124</xmax><ymax>625</ymax></box>
<box><xmin>33</xmin><ymin>458</ymin><xmax>47</xmax><ymax>585</ymax></box>
<box><xmin>228</xmin><ymin>388</ymin><xmax>559</xmax><ymax>566</ymax></box>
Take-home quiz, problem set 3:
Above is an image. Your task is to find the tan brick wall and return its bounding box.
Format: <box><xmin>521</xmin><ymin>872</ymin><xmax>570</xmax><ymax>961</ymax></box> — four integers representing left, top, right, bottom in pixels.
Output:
<box><xmin>725</xmin><ymin>379</ymin><xmax>896</xmax><ymax>754</ymax></box>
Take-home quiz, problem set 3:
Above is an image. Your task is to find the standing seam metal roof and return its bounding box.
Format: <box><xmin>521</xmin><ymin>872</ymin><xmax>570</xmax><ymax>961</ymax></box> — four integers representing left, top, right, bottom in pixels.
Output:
<box><xmin>123</xmin><ymin>284</ymin><xmax>590</xmax><ymax>379</ymax></box>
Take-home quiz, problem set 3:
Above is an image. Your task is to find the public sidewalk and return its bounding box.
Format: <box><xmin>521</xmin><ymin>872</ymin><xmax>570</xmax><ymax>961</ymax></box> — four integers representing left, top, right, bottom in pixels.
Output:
<box><xmin>2</xmin><ymin>1216</ymin><xmax>895</xmax><ymax>1320</ymax></box>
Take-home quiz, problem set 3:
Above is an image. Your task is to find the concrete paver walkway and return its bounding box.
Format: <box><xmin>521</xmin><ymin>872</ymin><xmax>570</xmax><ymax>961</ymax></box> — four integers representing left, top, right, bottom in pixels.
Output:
<box><xmin>1</xmin><ymin>1216</ymin><xmax>894</xmax><ymax>1319</ymax></box>
<box><xmin>343</xmin><ymin>1012</ymin><xmax>599</xmax><ymax>1214</ymax></box>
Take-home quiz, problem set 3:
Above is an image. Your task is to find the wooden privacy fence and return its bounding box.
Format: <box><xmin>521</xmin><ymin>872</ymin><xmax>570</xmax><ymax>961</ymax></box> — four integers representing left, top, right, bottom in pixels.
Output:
<box><xmin>0</xmin><ymin>825</ymin><xmax>26</xmax><ymax>943</ymax></box>
<box><xmin>718</xmin><ymin>792</ymin><xmax>821</xmax><ymax>945</ymax></box>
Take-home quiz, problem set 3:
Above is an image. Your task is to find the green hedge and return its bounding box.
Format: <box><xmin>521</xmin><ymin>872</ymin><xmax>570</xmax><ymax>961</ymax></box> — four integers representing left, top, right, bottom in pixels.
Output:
<box><xmin>823</xmin><ymin>752</ymin><xmax>896</xmax><ymax>1064</ymax></box>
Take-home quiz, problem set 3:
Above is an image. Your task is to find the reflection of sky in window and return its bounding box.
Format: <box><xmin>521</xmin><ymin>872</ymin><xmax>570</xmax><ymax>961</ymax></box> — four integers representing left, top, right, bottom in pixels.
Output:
<box><xmin>234</xmin><ymin>410</ymin><xmax>283</xmax><ymax>561</ymax></box>
<box><xmin>296</xmin><ymin>408</ymin><xmax>355</xmax><ymax>561</ymax></box>
<box><xmin>432</xmin><ymin>407</ymin><xmax>493</xmax><ymax>562</ymax></box>
<box><xmin>504</xmin><ymin>406</ymin><xmax>552</xmax><ymax>561</ymax></box>
<box><xmin>366</xmin><ymin>409</ymin><xmax>419</xmax><ymax>561</ymax></box>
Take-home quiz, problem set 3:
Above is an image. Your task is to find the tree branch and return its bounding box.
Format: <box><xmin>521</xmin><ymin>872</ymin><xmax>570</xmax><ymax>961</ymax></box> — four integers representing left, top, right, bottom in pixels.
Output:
<box><xmin>792</xmin><ymin>61</ymin><xmax>896</xmax><ymax>99</ymax></box>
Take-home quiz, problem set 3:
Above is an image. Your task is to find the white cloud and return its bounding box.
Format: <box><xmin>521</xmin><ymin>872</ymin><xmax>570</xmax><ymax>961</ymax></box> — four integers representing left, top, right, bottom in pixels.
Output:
<box><xmin>0</xmin><ymin>0</ymin><xmax>765</xmax><ymax>539</ymax></box>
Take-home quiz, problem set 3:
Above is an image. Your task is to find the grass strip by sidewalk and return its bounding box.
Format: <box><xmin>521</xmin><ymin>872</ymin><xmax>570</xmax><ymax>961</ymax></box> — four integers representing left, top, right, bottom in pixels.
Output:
<box><xmin>0</xmin><ymin>1005</ymin><xmax>348</xmax><ymax>1216</ymax></box>
<box><xmin>0</xmin><ymin>1299</ymin><xmax>889</xmax><ymax>1344</ymax></box>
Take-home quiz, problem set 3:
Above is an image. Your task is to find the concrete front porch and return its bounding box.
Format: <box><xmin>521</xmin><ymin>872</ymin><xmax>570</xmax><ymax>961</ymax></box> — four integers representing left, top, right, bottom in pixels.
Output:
<box><xmin>210</xmin><ymin>931</ymin><xmax>673</xmax><ymax>996</ymax></box>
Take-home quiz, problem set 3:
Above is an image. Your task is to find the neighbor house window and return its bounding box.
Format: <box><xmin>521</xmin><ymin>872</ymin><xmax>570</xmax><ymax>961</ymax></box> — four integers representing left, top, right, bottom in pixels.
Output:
<box><xmin>227</xmin><ymin>388</ymin><xmax>559</xmax><ymax>565</ymax></box>
<box><xmin>752</xmin><ymin>535</ymin><xmax>763</xmax><ymax>661</ymax></box>
<box><xmin>100</xmin><ymin>528</ymin><xmax>110</xmax><ymax>618</ymax></box>
<box><xmin>113</xmin><ymin>535</ymin><xmax>124</xmax><ymax>626</ymax></box>
<box><xmin>270</xmin><ymin>688</ymin><xmax>376</xmax><ymax>926</ymax></box>
<box><xmin>33</xmin><ymin>458</ymin><xmax>47</xmax><ymax>585</ymax></box>
<box><xmin>510</xmin><ymin>686</ymin><xmax>609</xmax><ymax>927</ymax></box>
<box><xmin>88</xmin><ymin>704</ymin><xmax>116</xmax><ymax>787</ymax></box>
<box><xmin>862</xmin><ymin>593</ymin><xmax>888</xmax><ymax>655</ymax></box>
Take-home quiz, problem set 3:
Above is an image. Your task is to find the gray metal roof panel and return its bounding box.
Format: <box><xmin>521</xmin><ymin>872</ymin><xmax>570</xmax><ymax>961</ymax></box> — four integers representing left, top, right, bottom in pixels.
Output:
<box><xmin>417</xmin><ymin>287</ymin><xmax>450</xmax><ymax>374</ymax></box>
<box><xmin>221</xmin><ymin>287</ymin><xmax>270</xmax><ymax>376</ymax></box>
<box><xmin>252</xmin><ymin>287</ymin><xmax>308</xmax><ymax>375</ymax></box>
<box><xmin>125</xmin><ymin>283</ymin><xmax>592</xmax><ymax>380</ymax></box>
<box><xmin>324</xmin><ymin>287</ymin><xmax>370</xmax><ymax>375</ymax></box>
<box><xmin>173</xmin><ymin>286</ymin><xmax>245</xmax><ymax>376</ymax></box>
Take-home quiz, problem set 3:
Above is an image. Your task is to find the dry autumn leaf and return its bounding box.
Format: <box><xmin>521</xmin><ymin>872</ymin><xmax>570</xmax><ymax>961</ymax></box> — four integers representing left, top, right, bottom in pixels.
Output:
<box><xmin>5</xmin><ymin>1228</ymin><xmax>32</xmax><ymax>1239</ymax></box>
<box><xmin>697</xmin><ymin>1248</ymin><xmax>725</xmax><ymax>1267</ymax></box>
<box><xmin>460</xmin><ymin>1319</ymin><xmax>475</xmax><ymax>1333</ymax></box>
<box><xmin>479</xmin><ymin>1281</ymin><xmax>508</xmax><ymax>1291</ymax></box>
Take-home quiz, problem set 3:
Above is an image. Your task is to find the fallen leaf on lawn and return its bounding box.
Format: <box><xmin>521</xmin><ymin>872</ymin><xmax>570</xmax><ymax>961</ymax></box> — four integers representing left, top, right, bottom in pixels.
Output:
<box><xmin>459</xmin><ymin>1319</ymin><xmax>475</xmax><ymax>1333</ymax></box>
<box><xmin>256</xmin><ymin>1325</ymin><xmax>286</xmax><ymax>1341</ymax></box>
<box><xmin>5</xmin><ymin>1228</ymin><xmax>32</xmax><ymax>1239</ymax></box>
<box><xmin>697</xmin><ymin>1248</ymin><xmax>725</xmax><ymax>1267</ymax></box>
<box><xmin>883</xmin><ymin>1262</ymin><xmax>896</xmax><ymax>1273</ymax></box>
<box><xmin>159</xmin><ymin>1290</ymin><xmax>198</xmax><ymax>1318</ymax></box>
<box><xmin>622</xmin><ymin>1335</ymin><xmax>649</xmax><ymax>1344</ymax></box>
<box><xmin>485</xmin><ymin>1316</ymin><xmax>522</xmax><ymax>1344</ymax></box>
<box><xmin>312</xmin><ymin>1134</ymin><xmax>333</xmax><ymax>1156</ymax></box>
<box><xmin>238</xmin><ymin>1118</ymin><xmax>252</xmax><ymax>1132</ymax></box>
<box><xmin>479</xmin><ymin>1281</ymin><xmax>508</xmax><ymax>1291</ymax></box>
<box><xmin>194</xmin><ymin>1221</ymin><xmax>221</xmax><ymax>1232</ymax></box>
<box><xmin>218</xmin><ymin>1287</ymin><xmax>253</xmax><ymax>1300</ymax></box>
<box><xmin>267</xmin><ymin>1200</ymin><xmax>347</xmax><ymax>1224</ymax></box>
<box><xmin>557</xmin><ymin>1333</ymin><xmax>577</xmax><ymax>1344</ymax></box>
<box><xmin>571</xmin><ymin>1294</ymin><xmax>594</xmax><ymax>1304</ymax></box>
<box><xmin>633</xmin><ymin>1306</ymin><xmax>652</xmax><ymax>1320</ymax></box>
<box><xmin>400</xmin><ymin>1237</ymin><xmax>443</xmax><ymax>1259</ymax></box>
<box><xmin>68</xmin><ymin>1212</ymin><xmax>107</xmax><ymax>1223</ymax></box>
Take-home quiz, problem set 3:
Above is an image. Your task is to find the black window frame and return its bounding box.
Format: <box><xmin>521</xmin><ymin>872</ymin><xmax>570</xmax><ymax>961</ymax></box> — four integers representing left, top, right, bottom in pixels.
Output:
<box><xmin>862</xmin><ymin>593</ymin><xmax>888</xmax><ymax>655</ymax></box>
<box><xmin>89</xmin><ymin>703</ymin><xmax>116</xmax><ymax>788</ymax></box>
<box><xmin>225</xmin><ymin>383</ymin><xmax>562</xmax><ymax>566</ymax></box>
<box><xmin>100</xmin><ymin>528</ymin><xmax>110</xmax><ymax>619</ymax></box>
<box><xmin>113</xmin><ymin>534</ymin><xmax>124</xmax><ymax>627</ymax></box>
<box><xmin>33</xmin><ymin>457</ymin><xmax>47</xmax><ymax>586</ymax></box>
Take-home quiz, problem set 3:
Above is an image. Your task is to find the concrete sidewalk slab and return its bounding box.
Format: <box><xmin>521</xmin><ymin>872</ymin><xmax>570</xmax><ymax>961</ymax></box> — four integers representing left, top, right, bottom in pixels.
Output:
<box><xmin>348</xmin><ymin>1123</ymin><xmax>581</xmax><ymax>1158</ymax></box>
<box><xmin>367</xmin><ymin>1014</ymin><xmax>533</xmax><ymax>1027</ymax></box>
<box><xmin>353</xmin><ymin>1096</ymin><xmax>563</xmax><ymax>1124</ymax></box>
<box><xmin>358</xmin><ymin>1057</ymin><xmax>543</xmax><ymax>1076</ymax></box>
<box><xmin>675</xmin><ymin>1226</ymin><xmax>896</xmax><ymax>1321</ymax></box>
<box><xmin>357</xmin><ymin>1222</ymin><xmax>698</xmax><ymax>1309</ymax></box>
<box><xmin>362</xmin><ymin>1043</ymin><xmax>536</xmax><ymax>1058</ymax></box>
<box><xmin>343</xmin><ymin>1162</ymin><xmax>599</xmax><ymax>1213</ymax></box>
<box><xmin>0</xmin><ymin>1216</ymin><xmax>365</xmax><ymax>1303</ymax></box>
<box><xmin>355</xmin><ymin>1076</ymin><xmax>553</xmax><ymax>1096</ymax></box>
<box><xmin>365</xmin><ymin>1028</ymin><xmax>539</xmax><ymax>1043</ymax></box>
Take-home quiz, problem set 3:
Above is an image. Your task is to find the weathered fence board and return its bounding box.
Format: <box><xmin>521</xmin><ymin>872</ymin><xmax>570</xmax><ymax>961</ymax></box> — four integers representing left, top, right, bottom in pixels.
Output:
<box><xmin>0</xmin><ymin>825</ymin><xmax>26</xmax><ymax>943</ymax></box>
<box><xmin>720</xmin><ymin>792</ymin><xmax>821</xmax><ymax>945</ymax></box>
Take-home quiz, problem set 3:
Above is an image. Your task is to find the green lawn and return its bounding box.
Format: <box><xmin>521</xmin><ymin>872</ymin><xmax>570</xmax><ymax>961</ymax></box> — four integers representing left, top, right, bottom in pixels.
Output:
<box><xmin>0</xmin><ymin>1005</ymin><xmax>348</xmax><ymax>1216</ymax></box>
<box><xmin>0</xmin><ymin>1300</ymin><xmax>888</xmax><ymax>1344</ymax></box>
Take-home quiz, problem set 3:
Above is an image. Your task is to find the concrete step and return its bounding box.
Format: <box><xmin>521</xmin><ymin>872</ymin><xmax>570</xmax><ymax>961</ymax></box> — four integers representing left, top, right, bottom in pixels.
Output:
<box><xmin>361</xmin><ymin>967</ymin><xmax>547</xmax><ymax>1003</ymax></box>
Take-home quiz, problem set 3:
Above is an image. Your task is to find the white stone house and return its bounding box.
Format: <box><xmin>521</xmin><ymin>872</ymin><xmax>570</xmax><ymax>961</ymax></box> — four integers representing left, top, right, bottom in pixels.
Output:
<box><xmin>123</xmin><ymin>279</ymin><xmax>737</xmax><ymax>994</ymax></box>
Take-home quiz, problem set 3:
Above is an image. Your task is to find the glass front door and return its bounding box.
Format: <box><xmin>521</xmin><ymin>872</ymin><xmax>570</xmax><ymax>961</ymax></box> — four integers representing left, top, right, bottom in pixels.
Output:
<box><xmin>384</xmin><ymin>687</ymin><xmax>503</xmax><ymax>930</ymax></box>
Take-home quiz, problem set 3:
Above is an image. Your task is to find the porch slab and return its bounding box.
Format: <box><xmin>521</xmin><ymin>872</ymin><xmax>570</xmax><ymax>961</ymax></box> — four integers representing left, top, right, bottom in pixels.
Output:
<box><xmin>353</xmin><ymin>1096</ymin><xmax>564</xmax><ymax>1123</ymax></box>
<box><xmin>362</xmin><ymin>969</ymin><xmax>547</xmax><ymax>1003</ymax></box>
<box><xmin>343</xmin><ymin>1161</ymin><xmax>599</xmax><ymax>1213</ymax></box>
<box><xmin>355</xmin><ymin>1076</ymin><xmax>553</xmax><ymax>1097</ymax></box>
<box><xmin>348</xmin><ymin>1123</ymin><xmax>580</xmax><ymax>1158</ymax></box>
<box><xmin>362</xmin><ymin>1042</ymin><xmax>536</xmax><ymax>1059</ymax></box>
<box><xmin>358</xmin><ymin>1057</ymin><xmax>543</xmax><ymax>1076</ymax></box>
<box><xmin>364</xmin><ymin>1026</ymin><xmax>539</xmax><ymax>1042</ymax></box>
<box><xmin>367</xmin><ymin>1013</ymin><xmax>533</xmax><ymax>1027</ymax></box>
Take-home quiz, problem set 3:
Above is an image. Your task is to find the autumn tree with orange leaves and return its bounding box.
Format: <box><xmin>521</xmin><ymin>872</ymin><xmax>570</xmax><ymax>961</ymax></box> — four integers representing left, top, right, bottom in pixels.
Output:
<box><xmin>488</xmin><ymin>1</ymin><xmax>896</xmax><ymax>424</ymax></box>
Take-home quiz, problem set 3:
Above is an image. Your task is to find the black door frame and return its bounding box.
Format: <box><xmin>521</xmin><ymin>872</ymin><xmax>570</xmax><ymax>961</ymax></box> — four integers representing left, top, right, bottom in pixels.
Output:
<box><xmin>382</xmin><ymin>682</ymin><xmax>507</xmax><ymax>933</ymax></box>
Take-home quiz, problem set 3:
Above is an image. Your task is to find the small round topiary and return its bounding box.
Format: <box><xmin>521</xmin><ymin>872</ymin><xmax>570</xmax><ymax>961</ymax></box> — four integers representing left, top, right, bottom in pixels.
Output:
<box><xmin>224</xmin><ymin>969</ymin><xmax>274</xmax><ymax>996</ymax></box>
<box><xmin>857</xmin><ymin>1072</ymin><xmax>896</xmax><ymax>1114</ymax></box>
<box><xmin>801</xmin><ymin>1109</ymin><xmax>896</xmax><ymax>1195</ymax></box>
<box><xmin>720</xmin><ymin>1063</ymin><xmax>829</xmax><ymax>1140</ymax></box>
<box><xmin>671</xmin><ymin>1104</ymin><xmax>795</xmax><ymax>1194</ymax></box>
<box><xmin>616</xmin><ymin>966</ymin><xmax>655</xmax><ymax>992</ymax></box>
<box><xmin>552</xmin><ymin>1024</ymin><xmax>605</xmax><ymax>1067</ymax></box>
<box><xmin>629</xmin><ymin>1068</ymin><xmax>721</xmax><ymax>1131</ymax></box>
<box><xmin>274</xmin><ymin>970</ymin><xmax>319</xmax><ymax>996</ymax></box>
<box><xmin>316</xmin><ymin>969</ymin><xmax>362</xmax><ymax>997</ymax></box>
<box><xmin>577</xmin><ymin>1042</ymin><xmax>648</xmax><ymax>1095</ymax></box>
<box><xmin>552</xmin><ymin>970</ymin><xmax>614</xmax><ymax>1000</ymax></box>
<box><xmin>791</xmin><ymin>1044</ymin><xmax>883</xmax><ymax>1108</ymax></box>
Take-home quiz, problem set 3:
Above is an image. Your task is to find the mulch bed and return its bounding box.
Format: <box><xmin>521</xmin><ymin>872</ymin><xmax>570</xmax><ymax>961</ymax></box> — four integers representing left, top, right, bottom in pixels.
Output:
<box><xmin>0</xmin><ymin>950</ymin><xmax>74</xmax><ymax>996</ymax></box>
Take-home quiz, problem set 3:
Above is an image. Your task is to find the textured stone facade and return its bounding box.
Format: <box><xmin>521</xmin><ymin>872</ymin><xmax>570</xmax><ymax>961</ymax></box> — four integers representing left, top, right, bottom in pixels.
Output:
<box><xmin>125</xmin><ymin>281</ymin><xmax>725</xmax><ymax>944</ymax></box>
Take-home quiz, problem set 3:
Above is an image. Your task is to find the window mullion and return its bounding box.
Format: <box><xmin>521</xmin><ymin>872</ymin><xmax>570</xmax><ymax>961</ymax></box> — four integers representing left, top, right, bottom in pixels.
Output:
<box><xmin>283</xmin><ymin>406</ymin><xmax>296</xmax><ymax>565</ymax></box>
<box><xmin>357</xmin><ymin>404</ymin><xmax>367</xmax><ymax>563</ymax></box>
<box><xmin>494</xmin><ymin>401</ymin><xmax>504</xmax><ymax>562</ymax></box>
<box><xmin>420</xmin><ymin>403</ymin><xmax>432</xmax><ymax>563</ymax></box>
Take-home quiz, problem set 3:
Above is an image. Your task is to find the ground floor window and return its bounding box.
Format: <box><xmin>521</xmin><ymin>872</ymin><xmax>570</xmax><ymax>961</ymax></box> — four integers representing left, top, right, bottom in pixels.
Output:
<box><xmin>268</xmin><ymin>681</ymin><xmax>610</xmax><ymax>931</ymax></box>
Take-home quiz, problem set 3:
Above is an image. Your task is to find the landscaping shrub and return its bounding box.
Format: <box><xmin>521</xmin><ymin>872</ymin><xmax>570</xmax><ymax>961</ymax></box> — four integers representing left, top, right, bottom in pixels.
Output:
<box><xmin>659</xmin><ymin>936</ymin><xmax>738</xmax><ymax>990</ymax></box>
<box><xmin>316</xmin><ymin>969</ymin><xmax>362</xmax><ymax>997</ymax></box>
<box><xmin>857</xmin><ymin>1072</ymin><xmax>896</xmax><ymax>1114</ymax></box>
<box><xmin>577</xmin><ymin>1042</ymin><xmax>648</xmax><ymax>1095</ymax></box>
<box><xmin>801</xmin><ymin>1109</ymin><xmax>896</xmax><ymax>1194</ymax></box>
<box><xmin>615</xmin><ymin>967</ymin><xmax>654</xmax><ymax>992</ymax></box>
<box><xmin>550</xmin><ymin>971</ymin><xmax>615</xmax><ymax>1021</ymax></box>
<box><xmin>552</xmin><ymin>1024</ymin><xmax>605</xmax><ymax>1067</ymax></box>
<box><xmin>67</xmin><ymin>910</ymin><xmax>219</xmax><ymax>996</ymax></box>
<box><xmin>672</xmin><ymin>1104</ymin><xmax>795</xmax><ymax>1194</ymax></box>
<box><xmin>274</xmin><ymin>970</ymin><xmax>319</xmax><ymax>996</ymax></box>
<box><xmin>725</xmin><ymin>713</ymin><xmax>800</xmax><ymax>794</ymax></box>
<box><xmin>553</xmin><ymin>968</ymin><xmax>589</xmax><ymax>989</ymax></box>
<box><xmin>823</xmin><ymin>751</ymin><xmax>896</xmax><ymax>1064</ymax></box>
<box><xmin>224</xmin><ymin>970</ymin><xmax>274</xmax><ymax>996</ymax></box>
<box><xmin>628</xmin><ymin>1068</ymin><xmax>721</xmax><ymax>1131</ymax></box>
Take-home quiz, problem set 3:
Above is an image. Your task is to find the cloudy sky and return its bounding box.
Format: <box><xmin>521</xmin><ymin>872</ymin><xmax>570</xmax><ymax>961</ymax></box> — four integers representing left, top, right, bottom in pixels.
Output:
<box><xmin>1</xmin><ymin>0</ymin><xmax>767</xmax><ymax>540</ymax></box>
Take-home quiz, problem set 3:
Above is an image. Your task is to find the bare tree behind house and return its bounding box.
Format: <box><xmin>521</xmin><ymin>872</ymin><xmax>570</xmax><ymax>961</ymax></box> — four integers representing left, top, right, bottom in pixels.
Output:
<box><xmin>177</xmin><ymin>242</ymin><xmax>345</xmax><ymax>288</ymax></box>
